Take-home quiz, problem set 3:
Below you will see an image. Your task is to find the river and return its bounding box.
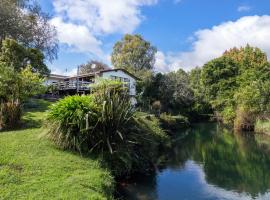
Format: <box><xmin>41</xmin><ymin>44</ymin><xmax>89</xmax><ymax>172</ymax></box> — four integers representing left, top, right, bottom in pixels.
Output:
<box><xmin>117</xmin><ymin>123</ymin><xmax>270</xmax><ymax>200</ymax></box>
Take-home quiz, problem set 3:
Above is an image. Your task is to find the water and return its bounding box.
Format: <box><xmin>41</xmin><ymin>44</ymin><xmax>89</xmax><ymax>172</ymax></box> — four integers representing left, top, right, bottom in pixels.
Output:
<box><xmin>117</xmin><ymin>123</ymin><xmax>270</xmax><ymax>200</ymax></box>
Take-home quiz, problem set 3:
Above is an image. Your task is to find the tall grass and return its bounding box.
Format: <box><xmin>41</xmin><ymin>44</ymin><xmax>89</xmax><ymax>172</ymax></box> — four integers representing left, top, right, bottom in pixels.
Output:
<box><xmin>0</xmin><ymin>101</ymin><xmax>21</xmax><ymax>130</ymax></box>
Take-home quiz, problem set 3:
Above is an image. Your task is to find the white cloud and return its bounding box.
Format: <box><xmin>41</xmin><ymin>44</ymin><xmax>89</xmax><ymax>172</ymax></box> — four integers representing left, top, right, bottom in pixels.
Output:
<box><xmin>50</xmin><ymin>17</ymin><xmax>103</xmax><ymax>56</ymax></box>
<box><xmin>237</xmin><ymin>5</ymin><xmax>251</xmax><ymax>12</ymax></box>
<box><xmin>155</xmin><ymin>15</ymin><xmax>270</xmax><ymax>72</ymax></box>
<box><xmin>50</xmin><ymin>0</ymin><xmax>157</xmax><ymax>58</ymax></box>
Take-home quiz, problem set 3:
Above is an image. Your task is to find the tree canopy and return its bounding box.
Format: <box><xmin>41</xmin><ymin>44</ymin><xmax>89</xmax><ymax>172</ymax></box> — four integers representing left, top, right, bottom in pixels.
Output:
<box><xmin>79</xmin><ymin>60</ymin><xmax>109</xmax><ymax>75</ymax></box>
<box><xmin>201</xmin><ymin>45</ymin><xmax>270</xmax><ymax>124</ymax></box>
<box><xmin>111</xmin><ymin>34</ymin><xmax>157</xmax><ymax>78</ymax></box>
<box><xmin>0</xmin><ymin>0</ymin><xmax>58</xmax><ymax>61</ymax></box>
<box><xmin>0</xmin><ymin>39</ymin><xmax>50</xmax><ymax>76</ymax></box>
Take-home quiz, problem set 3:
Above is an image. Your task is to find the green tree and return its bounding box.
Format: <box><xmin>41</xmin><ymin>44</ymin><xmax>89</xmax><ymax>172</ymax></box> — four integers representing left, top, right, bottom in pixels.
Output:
<box><xmin>159</xmin><ymin>69</ymin><xmax>193</xmax><ymax>114</ymax></box>
<box><xmin>111</xmin><ymin>34</ymin><xmax>157</xmax><ymax>78</ymax></box>
<box><xmin>0</xmin><ymin>63</ymin><xmax>44</xmax><ymax>129</ymax></box>
<box><xmin>0</xmin><ymin>0</ymin><xmax>58</xmax><ymax>61</ymax></box>
<box><xmin>0</xmin><ymin>39</ymin><xmax>50</xmax><ymax>76</ymax></box>
<box><xmin>79</xmin><ymin>60</ymin><xmax>109</xmax><ymax>74</ymax></box>
<box><xmin>201</xmin><ymin>45</ymin><xmax>270</xmax><ymax>125</ymax></box>
<box><xmin>189</xmin><ymin>67</ymin><xmax>212</xmax><ymax>117</ymax></box>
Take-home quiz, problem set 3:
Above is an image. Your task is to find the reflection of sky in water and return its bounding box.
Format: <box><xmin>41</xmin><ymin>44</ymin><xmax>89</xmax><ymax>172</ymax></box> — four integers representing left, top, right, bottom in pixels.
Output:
<box><xmin>157</xmin><ymin>160</ymin><xmax>270</xmax><ymax>200</ymax></box>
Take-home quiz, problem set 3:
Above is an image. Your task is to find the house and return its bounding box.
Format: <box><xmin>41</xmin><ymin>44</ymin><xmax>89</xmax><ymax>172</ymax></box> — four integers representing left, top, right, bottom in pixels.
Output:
<box><xmin>45</xmin><ymin>68</ymin><xmax>139</xmax><ymax>104</ymax></box>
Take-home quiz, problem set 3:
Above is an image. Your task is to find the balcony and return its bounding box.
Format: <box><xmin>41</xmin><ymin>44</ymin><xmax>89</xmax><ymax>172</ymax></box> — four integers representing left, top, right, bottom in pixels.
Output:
<box><xmin>52</xmin><ymin>80</ymin><xmax>91</xmax><ymax>91</ymax></box>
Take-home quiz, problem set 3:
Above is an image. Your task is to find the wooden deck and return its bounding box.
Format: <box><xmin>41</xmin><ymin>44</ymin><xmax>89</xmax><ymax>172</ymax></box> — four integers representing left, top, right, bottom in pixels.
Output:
<box><xmin>52</xmin><ymin>80</ymin><xmax>91</xmax><ymax>91</ymax></box>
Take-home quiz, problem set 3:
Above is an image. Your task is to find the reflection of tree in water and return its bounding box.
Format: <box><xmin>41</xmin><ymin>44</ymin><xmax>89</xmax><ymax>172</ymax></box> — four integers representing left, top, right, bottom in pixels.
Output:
<box><xmin>117</xmin><ymin>123</ymin><xmax>270</xmax><ymax>199</ymax></box>
<box><xmin>116</xmin><ymin>171</ymin><xmax>158</xmax><ymax>200</ymax></box>
<box><xmin>188</xmin><ymin>124</ymin><xmax>270</xmax><ymax>197</ymax></box>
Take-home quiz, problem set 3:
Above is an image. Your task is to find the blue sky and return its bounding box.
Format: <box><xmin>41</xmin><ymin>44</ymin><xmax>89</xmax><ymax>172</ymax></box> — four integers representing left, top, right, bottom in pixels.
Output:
<box><xmin>40</xmin><ymin>0</ymin><xmax>270</xmax><ymax>74</ymax></box>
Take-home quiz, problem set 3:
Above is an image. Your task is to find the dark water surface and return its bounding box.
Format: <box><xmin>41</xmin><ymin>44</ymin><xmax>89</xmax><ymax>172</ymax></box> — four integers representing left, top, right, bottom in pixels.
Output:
<box><xmin>118</xmin><ymin>123</ymin><xmax>270</xmax><ymax>200</ymax></box>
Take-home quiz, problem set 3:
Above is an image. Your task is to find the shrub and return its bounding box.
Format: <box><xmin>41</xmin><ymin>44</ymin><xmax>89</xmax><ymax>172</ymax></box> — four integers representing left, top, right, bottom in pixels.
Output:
<box><xmin>152</xmin><ymin>100</ymin><xmax>161</xmax><ymax>117</ymax></box>
<box><xmin>46</xmin><ymin>95</ymin><xmax>99</xmax><ymax>151</ymax></box>
<box><xmin>46</xmin><ymin>82</ymin><xmax>168</xmax><ymax>176</ymax></box>
<box><xmin>159</xmin><ymin>113</ymin><xmax>189</xmax><ymax>132</ymax></box>
<box><xmin>234</xmin><ymin>107</ymin><xmax>256</xmax><ymax>131</ymax></box>
<box><xmin>0</xmin><ymin>101</ymin><xmax>21</xmax><ymax>130</ymax></box>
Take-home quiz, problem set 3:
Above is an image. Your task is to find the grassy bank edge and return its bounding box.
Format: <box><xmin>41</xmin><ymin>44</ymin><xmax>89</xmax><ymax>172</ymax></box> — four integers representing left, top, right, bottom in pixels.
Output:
<box><xmin>0</xmin><ymin>99</ymin><xmax>115</xmax><ymax>200</ymax></box>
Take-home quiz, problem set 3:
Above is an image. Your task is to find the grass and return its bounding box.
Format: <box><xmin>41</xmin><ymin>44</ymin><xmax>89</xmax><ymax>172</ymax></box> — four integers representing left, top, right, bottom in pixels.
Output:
<box><xmin>255</xmin><ymin>119</ymin><xmax>270</xmax><ymax>135</ymax></box>
<box><xmin>0</xmin><ymin>99</ymin><xmax>114</xmax><ymax>200</ymax></box>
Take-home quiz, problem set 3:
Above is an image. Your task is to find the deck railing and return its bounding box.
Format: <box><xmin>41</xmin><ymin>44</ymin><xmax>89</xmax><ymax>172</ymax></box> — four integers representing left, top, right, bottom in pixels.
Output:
<box><xmin>52</xmin><ymin>81</ymin><xmax>91</xmax><ymax>91</ymax></box>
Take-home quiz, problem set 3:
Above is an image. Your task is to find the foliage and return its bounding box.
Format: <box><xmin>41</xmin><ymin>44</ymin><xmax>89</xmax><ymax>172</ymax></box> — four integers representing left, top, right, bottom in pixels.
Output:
<box><xmin>46</xmin><ymin>80</ymin><xmax>168</xmax><ymax>176</ymax></box>
<box><xmin>189</xmin><ymin>67</ymin><xmax>212</xmax><ymax>115</ymax></box>
<box><xmin>0</xmin><ymin>62</ymin><xmax>44</xmax><ymax>129</ymax></box>
<box><xmin>159</xmin><ymin>113</ymin><xmax>189</xmax><ymax>132</ymax></box>
<box><xmin>0</xmin><ymin>99</ymin><xmax>114</xmax><ymax>199</ymax></box>
<box><xmin>111</xmin><ymin>34</ymin><xmax>157</xmax><ymax>78</ymax></box>
<box><xmin>0</xmin><ymin>63</ymin><xmax>45</xmax><ymax>102</ymax></box>
<box><xmin>142</xmin><ymin>69</ymin><xmax>193</xmax><ymax>115</ymax></box>
<box><xmin>0</xmin><ymin>101</ymin><xmax>21</xmax><ymax>130</ymax></box>
<box><xmin>46</xmin><ymin>95</ymin><xmax>99</xmax><ymax>151</ymax></box>
<box><xmin>0</xmin><ymin>0</ymin><xmax>58</xmax><ymax>61</ymax></box>
<box><xmin>255</xmin><ymin>119</ymin><xmax>270</xmax><ymax>135</ymax></box>
<box><xmin>79</xmin><ymin>60</ymin><xmax>109</xmax><ymax>74</ymax></box>
<box><xmin>152</xmin><ymin>100</ymin><xmax>161</xmax><ymax>117</ymax></box>
<box><xmin>0</xmin><ymin>39</ymin><xmax>50</xmax><ymax>76</ymax></box>
<box><xmin>201</xmin><ymin>45</ymin><xmax>270</xmax><ymax>126</ymax></box>
<box><xmin>48</xmin><ymin>81</ymin><xmax>166</xmax><ymax>175</ymax></box>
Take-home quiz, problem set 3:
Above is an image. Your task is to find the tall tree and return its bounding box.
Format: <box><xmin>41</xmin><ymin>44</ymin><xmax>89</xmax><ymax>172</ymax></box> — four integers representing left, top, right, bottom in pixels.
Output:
<box><xmin>79</xmin><ymin>60</ymin><xmax>109</xmax><ymax>74</ymax></box>
<box><xmin>201</xmin><ymin>45</ymin><xmax>270</xmax><ymax>124</ymax></box>
<box><xmin>0</xmin><ymin>0</ymin><xmax>58</xmax><ymax>61</ymax></box>
<box><xmin>111</xmin><ymin>34</ymin><xmax>157</xmax><ymax>78</ymax></box>
<box><xmin>0</xmin><ymin>39</ymin><xmax>50</xmax><ymax>76</ymax></box>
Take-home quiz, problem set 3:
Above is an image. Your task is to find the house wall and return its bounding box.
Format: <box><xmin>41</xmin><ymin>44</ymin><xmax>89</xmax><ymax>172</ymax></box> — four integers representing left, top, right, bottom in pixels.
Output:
<box><xmin>44</xmin><ymin>77</ymin><xmax>65</xmax><ymax>86</ymax></box>
<box><xmin>100</xmin><ymin>70</ymin><xmax>136</xmax><ymax>96</ymax></box>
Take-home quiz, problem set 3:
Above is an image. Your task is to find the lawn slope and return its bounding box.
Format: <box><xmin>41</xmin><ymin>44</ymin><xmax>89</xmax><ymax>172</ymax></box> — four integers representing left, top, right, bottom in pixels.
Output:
<box><xmin>0</xmin><ymin>100</ymin><xmax>114</xmax><ymax>200</ymax></box>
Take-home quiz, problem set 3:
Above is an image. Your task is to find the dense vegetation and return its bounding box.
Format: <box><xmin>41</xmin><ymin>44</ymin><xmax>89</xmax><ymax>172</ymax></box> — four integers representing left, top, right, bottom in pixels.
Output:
<box><xmin>46</xmin><ymin>80</ymin><xmax>168</xmax><ymax>176</ymax></box>
<box><xmin>0</xmin><ymin>0</ymin><xmax>58</xmax><ymax>61</ymax></box>
<box><xmin>0</xmin><ymin>39</ymin><xmax>46</xmax><ymax>130</ymax></box>
<box><xmin>201</xmin><ymin>46</ymin><xmax>270</xmax><ymax>129</ymax></box>
<box><xmin>113</xmin><ymin>35</ymin><xmax>270</xmax><ymax>131</ymax></box>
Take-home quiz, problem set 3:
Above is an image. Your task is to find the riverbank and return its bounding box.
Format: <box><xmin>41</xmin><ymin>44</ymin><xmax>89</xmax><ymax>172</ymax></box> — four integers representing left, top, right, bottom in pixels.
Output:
<box><xmin>255</xmin><ymin>119</ymin><xmax>270</xmax><ymax>135</ymax></box>
<box><xmin>0</xmin><ymin>100</ymin><xmax>114</xmax><ymax>199</ymax></box>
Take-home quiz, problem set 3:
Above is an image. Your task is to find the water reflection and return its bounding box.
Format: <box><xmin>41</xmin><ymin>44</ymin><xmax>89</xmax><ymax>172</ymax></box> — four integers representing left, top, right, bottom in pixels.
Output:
<box><xmin>118</xmin><ymin>123</ymin><xmax>270</xmax><ymax>200</ymax></box>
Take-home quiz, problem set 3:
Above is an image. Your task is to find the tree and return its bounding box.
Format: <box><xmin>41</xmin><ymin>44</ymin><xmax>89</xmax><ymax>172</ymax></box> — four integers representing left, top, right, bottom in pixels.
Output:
<box><xmin>79</xmin><ymin>60</ymin><xmax>109</xmax><ymax>74</ymax></box>
<box><xmin>189</xmin><ymin>67</ymin><xmax>212</xmax><ymax>116</ymax></box>
<box><xmin>160</xmin><ymin>69</ymin><xmax>193</xmax><ymax>114</ymax></box>
<box><xmin>0</xmin><ymin>63</ymin><xmax>44</xmax><ymax>129</ymax></box>
<box><xmin>0</xmin><ymin>39</ymin><xmax>50</xmax><ymax>76</ymax></box>
<box><xmin>111</xmin><ymin>34</ymin><xmax>157</xmax><ymax>77</ymax></box>
<box><xmin>201</xmin><ymin>45</ymin><xmax>270</xmax><ymax>125</ymax></box>
<box><xmin>0</xmin><ymin>0</ymin><xmax>58</xmax><ymax>61</ymax></box>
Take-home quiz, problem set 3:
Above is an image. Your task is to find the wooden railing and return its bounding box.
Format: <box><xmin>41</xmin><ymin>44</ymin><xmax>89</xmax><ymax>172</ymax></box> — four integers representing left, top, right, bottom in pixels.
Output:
<box><xmin>52</xmin><ymin>81</ymin><xmax>91</xmax><ymax>91</ymax></box>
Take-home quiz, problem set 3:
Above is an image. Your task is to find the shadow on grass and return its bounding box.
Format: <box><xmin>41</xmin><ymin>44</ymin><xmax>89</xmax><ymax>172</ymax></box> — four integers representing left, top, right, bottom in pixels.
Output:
<box><xmin>0</xmin><ymin>99</ymin><xmax>54</xmax><ymax>132</ymax></box>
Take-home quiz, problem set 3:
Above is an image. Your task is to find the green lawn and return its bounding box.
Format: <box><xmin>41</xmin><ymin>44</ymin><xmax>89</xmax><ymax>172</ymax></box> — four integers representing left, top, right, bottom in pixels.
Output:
<box><xmin>0</xmin><ymin>99</ymin><xmax>114</xmax><ymax>200</ymax></box>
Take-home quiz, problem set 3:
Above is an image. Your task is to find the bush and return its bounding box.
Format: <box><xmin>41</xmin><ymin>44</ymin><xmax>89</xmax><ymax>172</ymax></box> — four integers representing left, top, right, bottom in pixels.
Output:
<box><xmin>234</xmin><ymin>107</ymin><xmax>256</xmax><ymax>131</ymax></box>
<box><xmin>47</xmin><ymin>95</ymin><xmax>98</xmax><ymax>151</ymax></box>
<box><xmin>46</xmin><ymin>83</ymin><xmax>168</xmax><ymax>176</ymax></box>
<box><xmin>0</xmin><ymin>101</ymin><xmax>21</xmax><ymax>130</ymax></box>
<box><xmin>255</xmin><ymin>119</ymin><xmax>270</xmax><ymax>135</ymax></box>
<box><xmin>159</xmin><ymin>113</ymin><xmax>189</xmax><ymax>132</ymax></box>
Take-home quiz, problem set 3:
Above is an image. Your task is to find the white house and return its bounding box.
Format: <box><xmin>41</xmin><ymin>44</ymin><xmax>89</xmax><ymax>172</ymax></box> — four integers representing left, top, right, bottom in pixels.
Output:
<box><xmin>46</xmin><ymin>68</ymin><xmax>139</xmax><ymax>103</ymax></box>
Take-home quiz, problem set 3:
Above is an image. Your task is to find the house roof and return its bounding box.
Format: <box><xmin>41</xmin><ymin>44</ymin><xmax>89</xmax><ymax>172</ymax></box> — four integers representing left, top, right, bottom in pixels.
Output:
<box><xmin>50</xmin><ymin>68</ymin><xmax>139</xmax><ymax>80</ymax></box>
<box><xmin>49</xmin><ymin>74</ymin><xmax>69</xmax><ymax>79</ymax></box>
<box><xmin>99</xmin><ymin>68</ymin><xmax>140</xmax><ymax>80</ymax></box>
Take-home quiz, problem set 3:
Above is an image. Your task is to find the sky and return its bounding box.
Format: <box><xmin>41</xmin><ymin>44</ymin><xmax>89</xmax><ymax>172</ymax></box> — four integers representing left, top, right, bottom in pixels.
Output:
<box><xmin>39</xmin><ymin>0</ymin><xmax>270</xmax><ymax>75</ymax></box>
